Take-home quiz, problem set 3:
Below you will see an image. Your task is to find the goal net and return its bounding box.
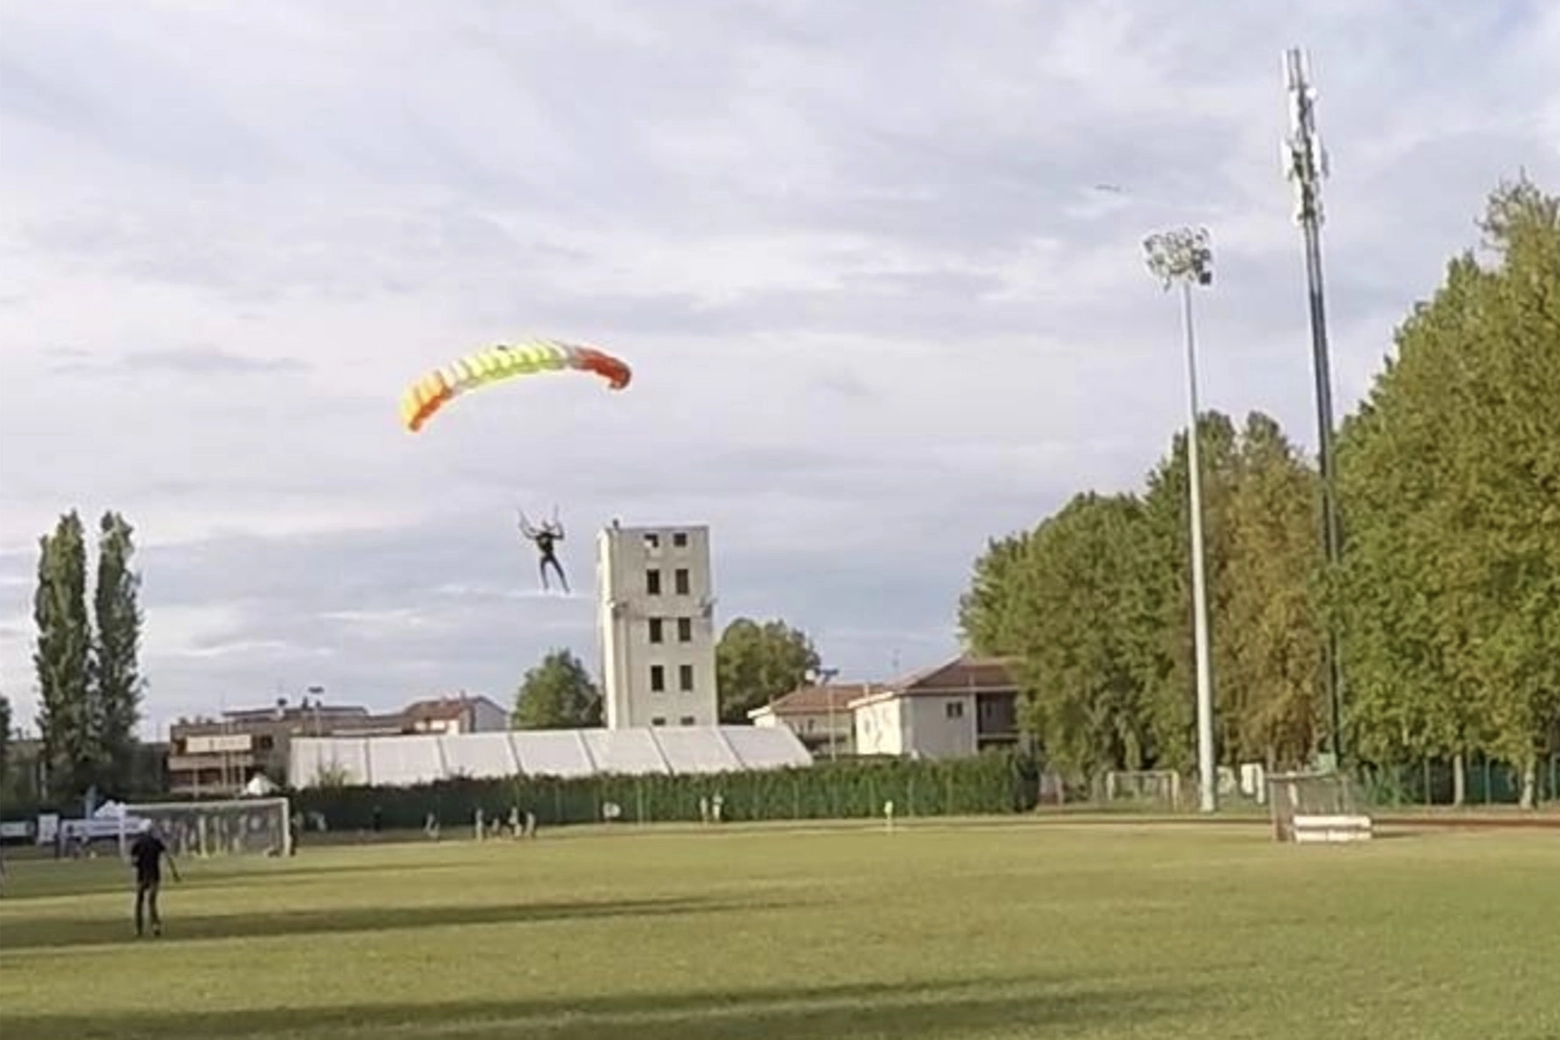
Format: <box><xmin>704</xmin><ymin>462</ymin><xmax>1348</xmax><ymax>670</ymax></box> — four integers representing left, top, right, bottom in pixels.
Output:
<box><xmin>1100</xmin><ymin>770</ymin><xmax>1183</xmax><ymax>811</ymax></box>
<box><xmin>1266</xmin><ymin>771</ymin><xmax>1364</xmax><ymax>842</ymax></box>
<box><xmin>118</xmin><ymin>797</ymin><xmax>292</xmax><ymax>859</ymax></box>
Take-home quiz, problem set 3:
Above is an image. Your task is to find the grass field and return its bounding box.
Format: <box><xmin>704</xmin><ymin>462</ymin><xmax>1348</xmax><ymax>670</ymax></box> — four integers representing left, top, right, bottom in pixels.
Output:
<box><xmin>2</xmin><ymin>818</ymin><xmax>1557</xmax><ymax>1039</ymax></box>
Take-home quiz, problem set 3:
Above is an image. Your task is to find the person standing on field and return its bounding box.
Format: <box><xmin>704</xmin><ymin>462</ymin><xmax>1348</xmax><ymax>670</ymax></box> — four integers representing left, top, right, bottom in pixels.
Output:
<box><xmin>129</xmin><ymin>820</ymin><xmax>180</xmax><ymax>938</ymax></box>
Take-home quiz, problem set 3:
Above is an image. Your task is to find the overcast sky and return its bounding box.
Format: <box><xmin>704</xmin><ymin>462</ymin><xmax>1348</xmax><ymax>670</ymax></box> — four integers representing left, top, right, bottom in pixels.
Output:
<box><xmin>1</xmin><ymin>1</ymin><xmax>1555</xmax><ymax>738</ymax></box>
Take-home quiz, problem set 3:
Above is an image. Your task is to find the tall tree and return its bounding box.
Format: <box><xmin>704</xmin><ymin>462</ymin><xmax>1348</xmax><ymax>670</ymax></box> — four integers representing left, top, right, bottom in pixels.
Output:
<box><xmin>1000</xmin><ymin>492</ymin><xmax>1158</xmax><ymax>777</ymax></box>
<box><xmin>93</xmin><ymin>510</ymin><xmax>145</xmax><ymax>792</ymax></box>
<box><xmin>1338</xmin><ymin>176</ymin><xmax>1560</xmax><ymax>806</ymax></box>
<box><xmin>33</xmin><ymin>511</ymin><xmax>97</xmax><ymax>799</ymax></box>
<box><xmin>1220</xmin><ymin>412</ymin><xmax>1325</xmax><ymax>768</ymax></box>
<box><xmin>512</xmin><ymin>649</ymin><xmax>602</xmax><ymax>729</ymax></box>
<box><xmin>1134</xmin><ymin>411</ymin><xmax>1241</xmax><ymax>771</ymax></box>
<box><xmin>958</xmin><ymin>531</ymin><xmax>1033</xmax><ymax>657</ymax></box>
<box><xmin>0</xmin><ymin>690</ymin><xmax>12</xmax><ymax>793</ymax></box>
<box><xmin>960</xmin><ymin>410</ymin><xmax>1327</xmax><ymax>779</ymax></box>
<box><xmin>715</xmin><ymin>618</ymin><xmax>821</xmax><ymax>723</ymax></box>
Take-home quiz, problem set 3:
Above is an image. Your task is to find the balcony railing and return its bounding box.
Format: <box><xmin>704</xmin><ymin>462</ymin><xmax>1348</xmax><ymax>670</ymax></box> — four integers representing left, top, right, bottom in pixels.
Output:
<box><xmin>166</xmin><ymin>752</ymin><xmax>258</xmax><ymax>773</ymax></box>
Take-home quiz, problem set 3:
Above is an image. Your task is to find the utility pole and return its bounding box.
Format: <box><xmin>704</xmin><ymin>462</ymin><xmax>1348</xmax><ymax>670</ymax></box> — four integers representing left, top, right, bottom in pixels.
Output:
<box><xmin>1143</xmin><ymin>226</ymin><xmax>1218</xmax><ymax>814</ymax></box>
<box><xmin>810</xmin><ymin>666</ymin><xmax>840</xmax><ymax>761</ymax></box>
<box><xmin>1283</xmin><ymin>46</ymin><xmax>1345</xmax><ymax>770</ymax></box>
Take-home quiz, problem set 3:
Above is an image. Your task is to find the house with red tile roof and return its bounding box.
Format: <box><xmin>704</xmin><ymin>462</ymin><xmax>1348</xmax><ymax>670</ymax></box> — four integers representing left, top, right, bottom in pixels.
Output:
<box><xmin>848</xmin><ymin>654</ymin><xmax>1024</xmax><ymax>759</ymax></box>
<box><xmin>747</xmin><ymin>681</ymin><xmax>886</xmax><ymax>758</ymax></box>
<box><xmin>401</xmin><ymin>693</ymin><xmax>509</xmax><ymax>735</ymax></box>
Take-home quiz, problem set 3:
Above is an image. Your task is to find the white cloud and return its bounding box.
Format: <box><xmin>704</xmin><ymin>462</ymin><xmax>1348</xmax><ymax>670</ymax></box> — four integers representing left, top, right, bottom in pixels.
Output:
<box><xmin>0</xmin><ymin>0</ymin><xmax>1555</xmax><ymax>735</ymax></box>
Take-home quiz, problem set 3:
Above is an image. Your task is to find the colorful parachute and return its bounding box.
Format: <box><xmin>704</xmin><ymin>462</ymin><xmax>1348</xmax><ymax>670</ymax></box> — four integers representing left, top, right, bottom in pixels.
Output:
<box><xmin>399</xmin><ymin>340</ymin><xmax>631</xmax><ymax>432</ymax></box>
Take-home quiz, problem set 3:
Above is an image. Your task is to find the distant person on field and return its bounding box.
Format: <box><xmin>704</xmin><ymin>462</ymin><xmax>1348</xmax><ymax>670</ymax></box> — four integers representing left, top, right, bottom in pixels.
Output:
<box><xmin>129</xmin><ymin>820</ymin><xmax>180</xmax><ymax>938</ymax></box>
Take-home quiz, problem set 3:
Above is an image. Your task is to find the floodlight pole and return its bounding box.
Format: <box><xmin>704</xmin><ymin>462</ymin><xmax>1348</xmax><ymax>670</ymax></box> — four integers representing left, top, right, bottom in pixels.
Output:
<box><xmin>1283</xmin><ymin>47</ymin><xmax>1345</xmax><ymax>769</ymax></box>
<box><xmin>1144</xmin><ymin>227</ymin><xmax>1218</xmax><ymax>814</ymax></box>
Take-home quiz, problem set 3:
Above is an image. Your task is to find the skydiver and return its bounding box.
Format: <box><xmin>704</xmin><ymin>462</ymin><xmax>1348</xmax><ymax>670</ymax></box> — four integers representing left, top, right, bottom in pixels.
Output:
<box><xmin>518</xmin><ymin>508</ymin><xmax>570</xmax><ymax>593</ymax></box>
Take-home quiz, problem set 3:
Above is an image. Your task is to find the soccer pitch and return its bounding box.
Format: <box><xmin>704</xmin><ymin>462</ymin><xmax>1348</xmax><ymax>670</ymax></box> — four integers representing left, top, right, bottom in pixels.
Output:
<box><xmin>2</xmin><ymin>819</ymin><xmax>1557</xmax><ymax>1039</ymax></box>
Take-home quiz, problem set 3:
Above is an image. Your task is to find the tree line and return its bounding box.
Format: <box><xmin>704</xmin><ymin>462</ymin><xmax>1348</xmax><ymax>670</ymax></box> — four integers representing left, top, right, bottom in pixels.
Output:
<box><xmin>958</xmin><ymin>177</ymin><xmax>1560</xmax><ymax>806</ymax></box>
<box><xmin>12</xmin><ymin>510</ymin><xmax>149</xmax><ymax>802</ymax></box>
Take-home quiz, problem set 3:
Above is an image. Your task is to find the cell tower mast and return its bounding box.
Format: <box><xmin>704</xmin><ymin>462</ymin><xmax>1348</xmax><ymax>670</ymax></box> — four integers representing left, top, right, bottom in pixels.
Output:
<box><xmin>1283</xmin><ymin>46</ymin><xmax>1344</xmax><ymax>767</ymax></box>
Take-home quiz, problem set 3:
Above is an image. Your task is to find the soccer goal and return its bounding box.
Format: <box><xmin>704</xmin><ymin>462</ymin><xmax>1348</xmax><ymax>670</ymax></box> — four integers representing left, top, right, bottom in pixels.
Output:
<box><xmin>1100</xmin><ymin>770</ymin><xmax>1184</xmax><ymax>811</ymax></box>
<box><xmin>118</xmin><ymin>797</ymin><xmax>292</xmax><ymax>859</ymax></box>
<box><xmin>1266</xmin><ymin>771</ymin><xmax>1373</xmax><ymax>843</ymax></box>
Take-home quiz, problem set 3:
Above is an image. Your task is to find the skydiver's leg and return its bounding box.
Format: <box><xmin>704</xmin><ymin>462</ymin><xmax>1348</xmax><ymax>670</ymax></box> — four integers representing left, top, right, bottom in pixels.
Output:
<box><xmin>543</xmin><ymin>555</ymin><xmax>569</xmax><ymax>594</ymax></box>
<box><xmin>537</xmin><ymin>556</ymin><xmax>550</xmax><ymax>591</ymax></box>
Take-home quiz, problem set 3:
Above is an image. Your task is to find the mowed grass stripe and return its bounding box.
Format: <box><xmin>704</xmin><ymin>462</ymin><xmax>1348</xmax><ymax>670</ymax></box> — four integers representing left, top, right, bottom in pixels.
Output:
<box><xmin>2</xmin><ymin>824</ymin><xmax>1557</xmax><ymax>1039</ymax></box>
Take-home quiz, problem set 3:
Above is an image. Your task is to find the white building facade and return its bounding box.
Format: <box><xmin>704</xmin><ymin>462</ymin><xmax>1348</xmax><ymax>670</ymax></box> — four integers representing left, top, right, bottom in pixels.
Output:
<box><xmin>849</xmin><ymin>656</ymin><xmax>1023</xmax><ymax>759</ymax></box>
<box><xmin>596</xmin><ymin>523</ymin><xmax>719</xmax><ymax>729</ymax></box>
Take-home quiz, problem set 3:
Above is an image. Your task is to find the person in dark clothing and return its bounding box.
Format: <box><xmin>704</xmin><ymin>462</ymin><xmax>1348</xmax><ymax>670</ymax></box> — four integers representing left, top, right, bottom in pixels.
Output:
<box><xmin>129</xmin><ymin>821</ymin><xmax>180</xmax><ymax>938</ymax></box>
<box><xmin>518</xmin><ymin>508</ymin><xmax>570</xmax><ymax>593</ymax></box>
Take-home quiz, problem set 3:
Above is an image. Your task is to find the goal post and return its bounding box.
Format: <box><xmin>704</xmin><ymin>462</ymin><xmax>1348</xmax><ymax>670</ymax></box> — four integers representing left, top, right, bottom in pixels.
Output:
<box><xmin>1100</xmin><ymin>770</ymin><xmax>1183</xmax><ymax>811</ymax></box>
<box><xmin>118</xmin><ymin>797</ymin><xmax>292</xmax><ymax>859</ymax></box>
<box><xmin>1266</xmin><ymin>771</ymin><xmax>1373</xmax><ymax>842</ymax></box>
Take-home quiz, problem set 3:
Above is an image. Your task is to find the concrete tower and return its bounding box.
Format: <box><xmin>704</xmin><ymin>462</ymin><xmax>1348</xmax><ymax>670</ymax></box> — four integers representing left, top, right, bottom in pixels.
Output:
<box><xmin>596</xmin><ymin>522</ymin><xmax>718</xmax><ymax>729</ymax></box>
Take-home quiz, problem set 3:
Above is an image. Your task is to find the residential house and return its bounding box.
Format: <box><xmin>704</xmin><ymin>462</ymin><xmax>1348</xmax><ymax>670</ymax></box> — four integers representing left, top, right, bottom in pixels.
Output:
<box><xmin>850</xmin><ymin>654</ymin><xmax>1023</xmax><ymax>759</ymax></box>
<box><xmin>402</xmin><ymin>694</ymin><xmax>509</xmax><ymax>735</ymax></box>
<box><xmin>167</xmin><ymin>692</ymin><xmax>510</xmax><ymax>796</ymax></box>
<box><xmin>747</xmin><ymin>682</ymin><xmax>885</xmax><ymax>758</ymax></box>
<box><xmin>168</xmin><ymin>698</ymin><xmax>378</xmax><ymax>796</ymax></box>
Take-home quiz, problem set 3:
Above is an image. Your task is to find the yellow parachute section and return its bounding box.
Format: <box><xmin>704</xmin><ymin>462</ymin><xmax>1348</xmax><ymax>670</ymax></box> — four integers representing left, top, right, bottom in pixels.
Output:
<box><xmin>399</xmin><ymin>340</ymin><xmax>631</xmax><ymax>433</ymax></box>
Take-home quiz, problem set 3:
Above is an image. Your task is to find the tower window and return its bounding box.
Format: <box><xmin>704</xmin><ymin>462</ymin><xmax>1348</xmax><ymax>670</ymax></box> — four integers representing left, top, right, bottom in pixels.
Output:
<box><xmin>648</xmin><ymin>618</ymin><xmax>664</xmax><ymax>644</ymax></box>
<box><xmin>646</xmin><ymin>569</ymin><xmax>662</xmax><ymax>595</ymax></box>
<box><xmin>643</xmin><ymin>532</ymin><xmax>660</xmax><ymax>550</ymax></box>
<box><xmin>674</xmin><ymin>568</ymin><xmax>690</xmax><ymax>595</ymax></box>
<box><xmin>677</xmin><ymin>617</ymin><xmax>692</xmax><ymax>643</ymax></box>
<box><xmin>650</xmin><ymin>665</ymin><xmax>665</xmax><ymax>692</ymax></box>
<box><xmin>672</xmin><ymin>531</ymin><xmax>688</xmax><ymax>548</ymax></box>
<box><xmin>679</xmin><ymin>664</ymin><xmax>694</xmax><ymax>692</ymax></box>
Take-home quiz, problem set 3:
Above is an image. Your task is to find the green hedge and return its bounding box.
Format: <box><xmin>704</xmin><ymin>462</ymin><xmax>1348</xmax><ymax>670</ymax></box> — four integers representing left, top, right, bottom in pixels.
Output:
<box><xmin>291</xmin><ymin>751</ymin><xmax>1040</xmax><ymax>831</ymax></box>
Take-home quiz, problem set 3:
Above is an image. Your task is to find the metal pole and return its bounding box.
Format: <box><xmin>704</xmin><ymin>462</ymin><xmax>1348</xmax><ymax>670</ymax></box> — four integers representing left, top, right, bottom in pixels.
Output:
<box><xmin>1180</xmin><ymin>280</ymin><xmax>1218</xmax><ymax>814</ymax></box>
<box><xmin>1284</xmin><ymin>46</ymin><xmax>1344</xmax><ymax>768</ymax></box>
<box><xmin>810</xmin><ymin>666</ymin><xmax>840</xmax><ymax>761</ymax></box>
<box><xmin>1144</xmin><ymin>226</ymin><xmax>1219</xmax><ymax>814</ymax></box>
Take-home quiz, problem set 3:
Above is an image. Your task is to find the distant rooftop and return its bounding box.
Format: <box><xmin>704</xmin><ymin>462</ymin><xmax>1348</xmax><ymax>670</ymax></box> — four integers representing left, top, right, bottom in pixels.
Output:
<box><xmin>751</xmin><ymin>683</ymin><xmax>886</xmax><ymax>719</ymax></box>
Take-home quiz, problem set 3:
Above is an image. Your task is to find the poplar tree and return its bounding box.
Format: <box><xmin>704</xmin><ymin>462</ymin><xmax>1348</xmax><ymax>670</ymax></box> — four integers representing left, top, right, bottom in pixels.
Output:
<box><xmin>34</xmin><ymin>511</ymin><xmax>96</xmax><ymax>798</ymax></box>
<box><xmin>93</xmin><ymin>510</ymin><xmax>146</xmax><ymax>792</ymax></box>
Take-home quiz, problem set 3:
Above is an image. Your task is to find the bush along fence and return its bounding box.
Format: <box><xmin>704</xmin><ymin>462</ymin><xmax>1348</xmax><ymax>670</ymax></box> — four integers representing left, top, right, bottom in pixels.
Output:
<box><xmin>289</xmin><ymin>752</ymin><xmax>1042</xmax><ymax>831</ymax></box>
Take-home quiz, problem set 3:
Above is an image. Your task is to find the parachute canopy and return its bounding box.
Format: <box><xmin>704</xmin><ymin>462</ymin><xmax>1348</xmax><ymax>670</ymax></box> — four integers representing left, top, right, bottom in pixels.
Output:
<box><xmin>400</xmin><ymin>340</ymin><xmax>631</xmax><ymax>433</ymax></box>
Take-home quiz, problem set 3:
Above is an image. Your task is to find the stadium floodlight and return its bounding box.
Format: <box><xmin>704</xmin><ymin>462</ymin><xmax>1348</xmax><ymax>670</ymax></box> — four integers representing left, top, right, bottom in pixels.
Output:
<box><xmin>118</xmin><ymin>797</ymin><xmax>292</xmax><ymax>859</ymax></box>
<box><xmin>1143</xmin><ymin>225</ymin><xmax>1218</xmax><ymax>815</ymax></box>
<box><xmin>1282</xmin><ymin>46</ymin><xmax>1345</xmax><ymax>769</ymax></box>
